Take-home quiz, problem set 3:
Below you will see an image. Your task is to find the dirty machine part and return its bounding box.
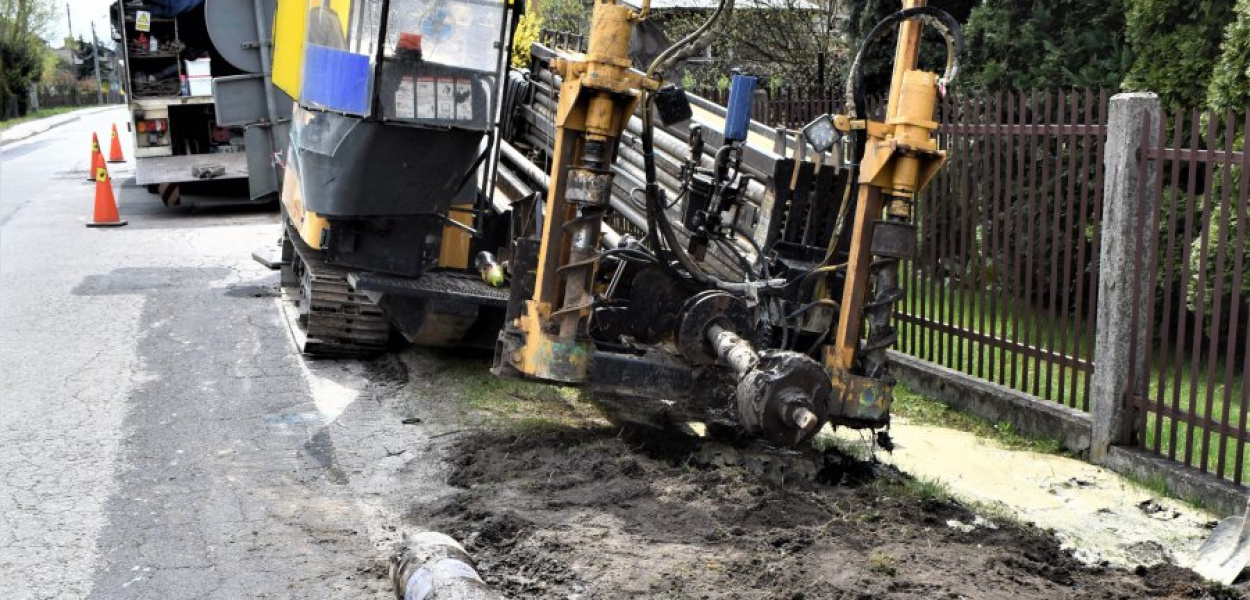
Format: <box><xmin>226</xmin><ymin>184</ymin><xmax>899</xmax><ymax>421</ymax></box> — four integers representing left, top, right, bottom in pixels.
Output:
<box><xmin>280</xmin><ymin>224</ymin><xmax>390</xmax><ymax>357</ymax></box>
<box><xmin>494</xmin><ymin>0</ymin><xmax>963</xmax><ymax>449</ymax></box>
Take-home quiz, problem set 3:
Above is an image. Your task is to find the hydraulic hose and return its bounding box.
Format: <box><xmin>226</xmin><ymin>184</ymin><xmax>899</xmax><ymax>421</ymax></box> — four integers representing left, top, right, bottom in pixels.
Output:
<box><xmin>845</xmin><ymin>6</ymin><xmax>964</xmax><ymax>163</ymax></box>
<box><xmin>644</xmin><ymin>0</ymin><xmax>733</xmax><ymax>79</ymax></box>
<box><xmin>635</xmin><ymin>0</ymin><xmax>785</xmax><ymax>294</ymax></box>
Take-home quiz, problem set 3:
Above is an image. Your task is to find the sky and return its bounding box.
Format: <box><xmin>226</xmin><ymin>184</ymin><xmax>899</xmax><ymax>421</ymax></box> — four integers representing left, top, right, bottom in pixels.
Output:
<box><xmin>48</xmin><ymin>0</ymin><xmax>118</xmax><ymax>48</ymax></box>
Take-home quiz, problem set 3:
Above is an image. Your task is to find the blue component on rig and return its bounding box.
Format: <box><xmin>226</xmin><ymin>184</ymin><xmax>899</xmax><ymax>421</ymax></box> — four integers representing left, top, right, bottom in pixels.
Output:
<box><xmin>723</xmin><ymin>74</ymin><xmax>757</xmax><ymax>142</ymax></box>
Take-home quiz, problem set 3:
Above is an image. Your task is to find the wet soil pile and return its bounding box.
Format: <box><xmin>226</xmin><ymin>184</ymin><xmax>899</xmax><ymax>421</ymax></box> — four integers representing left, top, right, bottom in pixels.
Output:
<box><xmin>408</xmin><ymin>427</ymin><xmax>1242</xmax><ymax>599</ymax></box>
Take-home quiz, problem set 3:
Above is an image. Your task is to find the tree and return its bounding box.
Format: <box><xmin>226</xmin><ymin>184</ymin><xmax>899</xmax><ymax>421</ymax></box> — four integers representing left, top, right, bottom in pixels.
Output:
<box><xmin>1181</xmin><ymin>0</ymin><xmax>1250</xmax><ymax>349</ymax></box>
<box><xmin>0</xmin><ymin>0</ymin><xmax>55</xmax><ymax>116</ymax></box>
<box><xmin>961</xmin><ymin>0</ymin><xmax>1131</xmax><ymax>92</ymax></box>
<box><xmin>511</xmin><ymin>10</ymin><xmax>542</xmax><ymax>68</ymax></box>
<box><xmin>844</xmin><ymin>0</ymin><xmax>976</xmax><ymax>102</ymax></box>
<box><xmin>1122</xmin><ymin>0</ymin><xmax>1236</xmax><ymax>108</ymax></box>
<box><xmin>73</xmin><ymin>36</ymin><xmax>96</xmax><ymax>80</ymax></box>
<box><xmin>1205</xmin><ymin>0</ymin><xmax>1250</xmax><ymax>110</ymax></box>
<box><xmin>658</xmin><ymin>0</ymin><xmax>848</xmax><ymax>92</ymax></box>
<box><xmin>534</xmin><ymin>0</ymin><xmax>590</xmax><ymax>34</ymax></box>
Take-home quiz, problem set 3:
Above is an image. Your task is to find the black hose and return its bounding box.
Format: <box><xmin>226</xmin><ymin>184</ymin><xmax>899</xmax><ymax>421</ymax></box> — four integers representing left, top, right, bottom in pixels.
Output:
<box><xmin>845</xmin><ymin>6</ymin><xmax>964</xmax><ymax>163</ymax></box>
<box><xmin>636</xmin><ymin>0</ymin><xmax>769</xmax><ymax>292</ymax></box>
<box><xmin>601</xmin><ymin>247</ymin><xmax>661</xmax><ymax>265</ymax></box>
<box><xmin>726</xmin><ymin>223</ymin><xmax>770</xmax><ymax>280</ymax></box>
<box><xmin>641</xmin><ymin>95</ymin><xmax>711</xmax><ymax>284</ymax></box>
<box><xmin>716</xmin><ymin>238</ymin><xmax>756</xmax><ymax>282</ymax></box>
<box><xmin>500</xmin><ymin>69</ymin><xmax>533</xmax><ymax>143</ymax></box>
<box><xmin>785</xmin><ymin>299</ymin><xmax>840</xmax><ymax>321</ymax></box>
<box><xmin>451</xmin><ymin>133</ymin><xmax>494</xmax><ymax>201</ymax></box>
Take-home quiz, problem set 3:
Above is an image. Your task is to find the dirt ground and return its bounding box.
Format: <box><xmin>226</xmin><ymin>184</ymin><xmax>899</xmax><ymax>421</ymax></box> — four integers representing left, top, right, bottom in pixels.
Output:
<box><xmin>385</xmin><ymin>352</ymin><xmax>1249</xmax><ymax>600</ymax></box>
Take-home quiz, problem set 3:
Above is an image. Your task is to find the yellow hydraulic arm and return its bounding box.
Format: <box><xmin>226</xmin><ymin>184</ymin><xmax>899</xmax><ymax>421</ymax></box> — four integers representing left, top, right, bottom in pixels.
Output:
<box><xmin>824</xmin><ymin>0</ymin><xmax>962</xmax><ymax>422</ymax></box>
<box><xmin>501</xmin><ymin>0</ymin><xmax>660</xmax><ymax>383</ymax></box>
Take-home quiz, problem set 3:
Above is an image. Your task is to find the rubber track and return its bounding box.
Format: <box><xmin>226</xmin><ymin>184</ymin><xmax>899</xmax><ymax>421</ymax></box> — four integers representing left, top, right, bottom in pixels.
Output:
<box><xmin>284</xmin><ymin>226</ymin><xmax>389</xmax><ymax>357</ymax></box>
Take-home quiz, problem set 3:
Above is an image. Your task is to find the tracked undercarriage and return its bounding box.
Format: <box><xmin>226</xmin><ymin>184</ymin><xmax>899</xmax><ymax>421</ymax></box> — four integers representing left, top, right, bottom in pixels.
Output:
<box><xmin>278</xmin><ymin>223</ymin><xmax>390</xmax><ymax>357</ymax></box>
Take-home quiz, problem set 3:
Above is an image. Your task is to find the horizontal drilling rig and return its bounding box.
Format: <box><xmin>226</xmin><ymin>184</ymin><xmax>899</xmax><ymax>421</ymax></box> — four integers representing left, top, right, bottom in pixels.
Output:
<box><xmin>491</xmin><ymin>0</ymin><xmax>964</xmax><ymax>448</ymax></box>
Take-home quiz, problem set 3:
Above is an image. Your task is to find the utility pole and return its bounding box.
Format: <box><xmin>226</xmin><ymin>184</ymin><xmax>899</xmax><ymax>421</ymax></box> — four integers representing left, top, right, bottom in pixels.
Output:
<box><xmin>91</xmin><ymin>23</ymin><xmax>104</xmax><ymax>105</ymax></box>
<box><xmin>66</xmin><ymin>4</ymin><xmax>79</xmax><ymax>105</ymax></box>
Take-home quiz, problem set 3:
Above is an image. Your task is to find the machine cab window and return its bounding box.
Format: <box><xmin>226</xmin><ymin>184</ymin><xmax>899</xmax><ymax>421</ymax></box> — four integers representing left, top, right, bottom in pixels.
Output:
<box><xmin>289</xmin><ymin>0</ymin><xmax>505</xmax><ymax>129</ymax></box>
<box><xmin>377</xmin><ymin>0</ymin><xmax>506</xmax><ymax>129</ymax></box>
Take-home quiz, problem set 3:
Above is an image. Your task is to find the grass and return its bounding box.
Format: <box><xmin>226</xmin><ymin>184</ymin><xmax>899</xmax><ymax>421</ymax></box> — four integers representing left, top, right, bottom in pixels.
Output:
<box><xmin>0</xmin><ymin>106</ymin><xmax>83</xmax><ymax>131</ymax></box>
<box><xmin>893</xmin><ymin>475</ymin><xmax>955</xmax><ymax>505</ymax></box>
<box><xmin>866</xmin><ymin>551</ymin><xmax>897</xmax><ymax>576</ymax></box>
<box><xmin>891</xmin><ymin>382</ymin><xmax>1069</xmax><ymax>455</ymax></box>
<box><xmin>898</xmin><ymin>280</ymin><xmax>1094</xmax><ymax>408</ymax></box>
<box><xmin>428</xmin><ymin>354</ymin><xmax>606</xmax><ymax>431</ymax></box>
<box><xmin>1136</xmin><ymin>358</ymin><xmax>1249</xmax><ymax>483</ymax></box>
<box><xmin>896</xmin><ymin>275</ymin><xmax>1248</xmax><ymax>482</ymax></box>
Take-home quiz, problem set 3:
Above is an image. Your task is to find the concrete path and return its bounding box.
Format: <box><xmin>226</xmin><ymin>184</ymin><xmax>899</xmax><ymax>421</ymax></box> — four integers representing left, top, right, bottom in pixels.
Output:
<box><xmin>837</xmin><ymin>419</ymin><xmax>1220</xmax><ymax>569</ymax></box>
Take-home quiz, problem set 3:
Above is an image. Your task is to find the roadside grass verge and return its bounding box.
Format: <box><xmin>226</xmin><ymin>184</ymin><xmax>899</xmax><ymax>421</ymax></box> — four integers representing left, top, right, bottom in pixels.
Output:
<box><xmin>890</xmin><ymin>382</ymin><xmax>1069</xmax><ymax>455</ymax></box>
<box><xmin>891</xmin><ymin>373</ymin><xmax>1223</xmax><ymax>513</ymax></box>
<box><xmin>0</xmin><ymin>106</ymin><xmax>82</xmax><ymax>131</ymax></box>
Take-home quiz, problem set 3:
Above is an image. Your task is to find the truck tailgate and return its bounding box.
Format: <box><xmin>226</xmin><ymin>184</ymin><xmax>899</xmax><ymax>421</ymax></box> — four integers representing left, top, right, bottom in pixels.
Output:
<box><xmin>135</xmin><ymin>153</ymin><xmax>249</xmax><ymax>186</ymax></box>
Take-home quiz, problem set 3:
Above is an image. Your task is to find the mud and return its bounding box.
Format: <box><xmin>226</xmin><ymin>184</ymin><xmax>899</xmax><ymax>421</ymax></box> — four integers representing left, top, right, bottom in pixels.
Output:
<box><xmin>406</xmin><ymin>426</ymin><xmax>1244</xmax><ymax>600</ymax></box>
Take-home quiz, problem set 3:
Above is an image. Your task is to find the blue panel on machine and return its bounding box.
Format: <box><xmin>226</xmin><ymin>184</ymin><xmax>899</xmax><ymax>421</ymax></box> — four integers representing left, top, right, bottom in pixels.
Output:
<box><xmin>723</xmin><ymin>73</ymin><xmax>757</xmax><ymax>142</ymax></box>
<box><xmin>302</xmin><ymin>46</ymin><xmax>371</xmax><ymax>115</ymax></box>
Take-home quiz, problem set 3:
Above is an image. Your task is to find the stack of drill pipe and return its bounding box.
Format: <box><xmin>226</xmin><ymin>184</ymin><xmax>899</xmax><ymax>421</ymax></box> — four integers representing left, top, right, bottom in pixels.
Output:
<box><xmin>510</xmin><ymin>70</ymin><xmax>784</xmax><ymax>281</ymax></box>
<box><xmin>519</xmin><ymin>73</ymin><xmax>770</xmax><ymax>220</ymax></box>
<box><xmin>497</xmin><ymin>133</ymin><xmax>741</xmax><ymax>279</ymax></box>
<box><xmin>530</xmin><ymin>66</ymin><xmax>770</xmax><ymax>206</ymax></box>
<box><xmin>496</xmin><ymin>141</ymin><xmax>623</xmax><ymax>250</ymax></box>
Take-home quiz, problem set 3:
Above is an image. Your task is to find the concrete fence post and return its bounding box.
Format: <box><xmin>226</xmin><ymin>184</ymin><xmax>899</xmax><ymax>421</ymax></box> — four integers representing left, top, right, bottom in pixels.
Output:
<box><xmin>1090</xmin><ymin>92</ymin><xmax>1161</xmax><ymax>463</ymax></box>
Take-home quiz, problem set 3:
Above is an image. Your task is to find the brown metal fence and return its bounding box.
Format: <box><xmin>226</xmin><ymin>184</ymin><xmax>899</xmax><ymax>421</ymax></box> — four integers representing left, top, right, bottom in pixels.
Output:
<box><xmin>1128</xmin><ymin>107</ymin><xmax>1249</xmax><ymax>483</ymax></box>
<box><xmin>691</xmin><ymin>86</ymin><xmax>840</xmax><ymax>129</ymax></box>
<box><xmin>894</xmin><ymin>90</ymin><xmax>1109</xmax><ymax>411</ymax></box>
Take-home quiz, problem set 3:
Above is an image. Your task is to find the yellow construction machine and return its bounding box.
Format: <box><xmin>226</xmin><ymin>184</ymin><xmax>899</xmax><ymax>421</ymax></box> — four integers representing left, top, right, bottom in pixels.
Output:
<box><xmin>492</xmin><ymin>0</ymin><xmax>964</xmax><ymax>448</ymax></box>
<box><xmin>257</xmin><ymin>0</ymin><xmax>521</xmax><ymax>355</ymax></box>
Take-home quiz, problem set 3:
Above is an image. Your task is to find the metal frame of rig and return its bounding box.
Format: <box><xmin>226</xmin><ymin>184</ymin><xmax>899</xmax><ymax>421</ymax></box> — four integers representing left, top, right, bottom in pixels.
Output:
<box><xmin>492</xmin><ymin>0</ymin><xmax>964</xmax><ymax>446</ymax></box>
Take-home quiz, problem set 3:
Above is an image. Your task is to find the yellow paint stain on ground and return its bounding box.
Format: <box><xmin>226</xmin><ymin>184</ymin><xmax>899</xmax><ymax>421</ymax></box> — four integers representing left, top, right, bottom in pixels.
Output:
<box><xmin>835</xmin><ymin>420</ymin><xmax>1218</xmax><ymax>568</ymax></box>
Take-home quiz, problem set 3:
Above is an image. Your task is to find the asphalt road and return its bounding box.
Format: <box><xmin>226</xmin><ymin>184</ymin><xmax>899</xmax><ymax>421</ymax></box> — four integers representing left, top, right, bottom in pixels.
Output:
<box><xmin>0</xmin><ymin>107</ymin><xmax>439</xmax><ymax>599</ymax></box>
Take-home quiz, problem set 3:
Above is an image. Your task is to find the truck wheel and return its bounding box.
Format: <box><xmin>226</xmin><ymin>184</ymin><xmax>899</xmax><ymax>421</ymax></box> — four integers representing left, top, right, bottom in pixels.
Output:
<box><xmin>158</xmin><ymin>183</ymin><xmax>181</xmax><ymax>207</ymax></box>
<box><xmin>146</xmin><ymin>184</ymin><xmax>159</xmax><ymax>194</ymax></box>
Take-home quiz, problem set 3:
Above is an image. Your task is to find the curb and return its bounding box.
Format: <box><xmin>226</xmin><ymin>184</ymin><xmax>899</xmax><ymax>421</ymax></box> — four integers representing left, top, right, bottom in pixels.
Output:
<box><xmin>0</xmin><ymin>106</ymin><xmax>120</xmax><ymax>147</ymax></box>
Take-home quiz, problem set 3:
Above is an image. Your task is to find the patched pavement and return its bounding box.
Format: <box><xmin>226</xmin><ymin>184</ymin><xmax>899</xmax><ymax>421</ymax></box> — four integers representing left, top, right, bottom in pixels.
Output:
<box><xmin>0</xmin><ymin>107</ymin><xmax>439</xmax><ymax>599</ymax></box>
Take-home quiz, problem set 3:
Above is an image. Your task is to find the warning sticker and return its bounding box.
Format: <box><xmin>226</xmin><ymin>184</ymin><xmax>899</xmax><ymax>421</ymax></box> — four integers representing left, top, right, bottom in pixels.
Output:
<box><xmin>436</xmin><ymin>78</ymin><xmax>455</xmax><ymax>120</ymax></box>
<box><xmin>135</xmin><ymin>10</ymin><xmax>151</xmax><ymax>32</ymax></box>
<box><xmin>416</xmin><ymin>77</ymin><xmax>436</xmax><ymax>119</ymax></box>
<box><xmin>394</xmin><ymin>76</ymin><xmax>415</xmax><ymax>119</ymax></box>
<box><xmin>455</xmin><ymin>79</ymin><xmax>472</xmax><ymax>121</ymax></box>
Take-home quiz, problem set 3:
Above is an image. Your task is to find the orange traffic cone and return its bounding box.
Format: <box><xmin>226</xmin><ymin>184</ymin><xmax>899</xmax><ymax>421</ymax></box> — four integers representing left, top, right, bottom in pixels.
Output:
<box><xmin>87</xmin><ymin>133</ymin><xmax>105</xmax><ymax>181</ymax></box>
<box><xmin>107</xmin><ymin>123</ymin><xmax>125</xmax><ymax>163</ymax></box>
<box><xmin>87</xmin><ymin>162</ymin><xmax>127</xmax><ymax>228</ymax></box>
